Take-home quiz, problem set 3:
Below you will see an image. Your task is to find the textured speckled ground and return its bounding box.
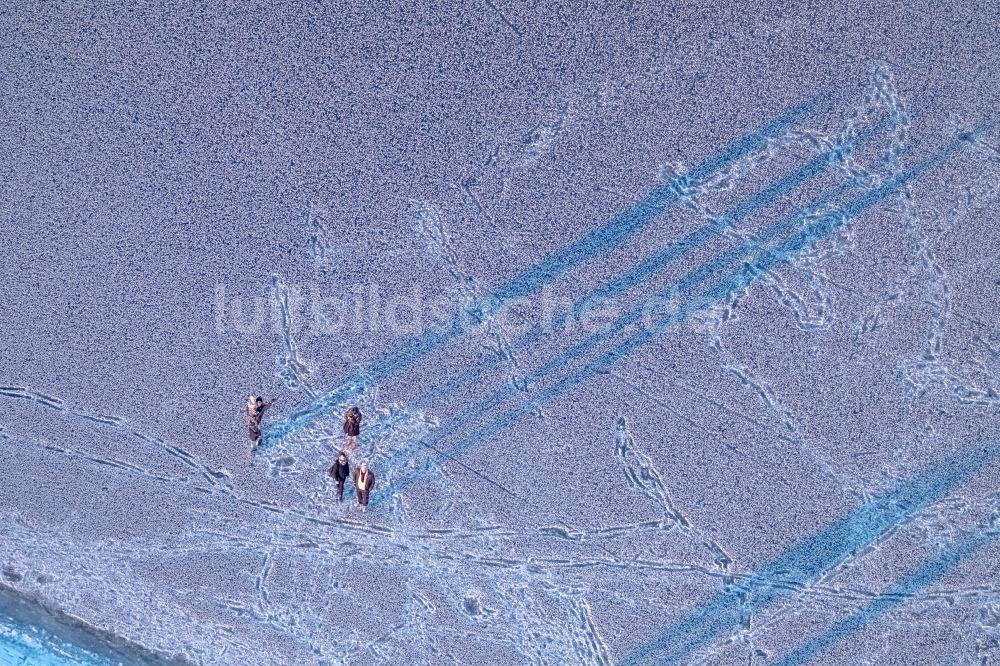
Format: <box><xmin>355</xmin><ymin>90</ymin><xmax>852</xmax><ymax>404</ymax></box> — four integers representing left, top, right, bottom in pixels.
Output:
<box><xmin>1</xmin><ymin>2</ymin><xmax>999</xmax><ymax>664</ymax></box>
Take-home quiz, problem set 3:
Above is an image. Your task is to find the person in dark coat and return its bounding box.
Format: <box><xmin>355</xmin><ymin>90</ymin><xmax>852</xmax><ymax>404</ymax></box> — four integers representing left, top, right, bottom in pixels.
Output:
<box><xmin>328</xmin><ymin>451</ymin><xmax>351</xmax><ymax>502</ymax></box>
<box><xmin>246</xmin><ymin>395</ymin><xmax>261</xmax><ymax>441</ymax></box>
<box><xmin>353</xmin><ymin>462</ymin><xmax>375</xmax><ymax>511</ymax></box>
<box><xmin>247</xmin><ymin>395</ymin><xmax>274</xmax><ymax>451</ymax></box>
<box><xmin>343</xmin><ymin>406</ymin><xmax>362</xmax><ymax>451</ymax></box>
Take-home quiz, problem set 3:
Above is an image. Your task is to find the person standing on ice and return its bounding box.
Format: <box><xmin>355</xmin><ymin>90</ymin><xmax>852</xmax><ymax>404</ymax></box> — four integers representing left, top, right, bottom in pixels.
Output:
<box><xmin>247</xmin><ymin>395</ymin><xmax>274</xmax><ymax>449</ymax></box>
<box><xmin>328</xmin><ymin>451</ymin><xmax>351</xmax><ymax>502</ymax></box>
<box><xmin>353</xmin><ymin>461</ymin><xmax>375</xmax><ymax>511</ymax></box>
<box><xmin>343</xmin><ymin>406</ymin><xmax>362</xmax><ymax>451</ymax></box>
<box><xmin>246</xmin><ymin>395</ymin><xmax>260</xmax><ymax>439</ymax></box>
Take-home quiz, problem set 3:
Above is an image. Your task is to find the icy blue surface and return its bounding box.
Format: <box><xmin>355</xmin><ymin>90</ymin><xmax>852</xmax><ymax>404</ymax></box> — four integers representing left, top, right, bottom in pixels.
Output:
<box><xmin>0</xmin><ymin>609</ymin><xmax>113</xmax><ymax>666</ymax></box>
<box><xmin>1</xmin><ymin>2</ymin><xmax>999</xmax><ymax>665</ymax></box>
<box><xmin>0</xmin><ymin>629</ymin><xmax>97</xmax><ymax>666</ymax></box>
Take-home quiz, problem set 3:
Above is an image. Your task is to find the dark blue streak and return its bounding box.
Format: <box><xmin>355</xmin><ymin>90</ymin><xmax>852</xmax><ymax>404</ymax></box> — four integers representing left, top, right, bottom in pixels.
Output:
<box><xmin>373</xmin><ymin>126</ymin><xmax>988</xmax><ymax>514</ymax></box>
<box><xmin>261</xmin><ymin>96</ymin><xmax>827</xmax><ymax>446</ymax></box>
<box><xmin>773</xmin><ymin>529</ymin><xmax>999</xmax><ymax>666</ymax></box>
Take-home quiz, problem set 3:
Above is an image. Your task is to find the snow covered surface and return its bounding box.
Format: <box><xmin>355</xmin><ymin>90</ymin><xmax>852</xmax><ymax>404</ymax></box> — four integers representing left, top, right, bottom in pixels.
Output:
<box><xmin>1</xmin><ymin>2</ymin><xmax>999</xmax><ymax>664</ymax></box>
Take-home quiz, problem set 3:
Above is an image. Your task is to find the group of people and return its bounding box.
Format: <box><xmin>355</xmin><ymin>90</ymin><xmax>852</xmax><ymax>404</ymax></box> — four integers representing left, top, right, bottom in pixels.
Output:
<box><xmin>245</xmin><ymin>399</ymin><xmax>375</xmax><ymax>510</ymax></box>
<box><xmin>328</xmin><ymin>449</ymin><xmax>376</xmax><ymax>510</ymax></box>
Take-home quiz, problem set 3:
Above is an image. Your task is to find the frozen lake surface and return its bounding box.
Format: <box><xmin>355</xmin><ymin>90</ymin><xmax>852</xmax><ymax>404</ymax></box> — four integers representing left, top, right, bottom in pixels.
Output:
<box><xmin>1</xmin><ymin>2</ymin><xmax>999</xmax><ymax>664</ymax></box>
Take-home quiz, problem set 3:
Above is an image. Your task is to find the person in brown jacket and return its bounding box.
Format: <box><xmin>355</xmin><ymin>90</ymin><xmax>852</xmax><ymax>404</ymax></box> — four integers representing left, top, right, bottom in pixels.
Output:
<box><xmin>353</xmin><ymin>462</ymin><xmax>375</xmax><ymax>511</ymax></box>
<box><xmin>343</xmin><ymin>406</ymin><xmax>362</xmax><ymax>451</ymax></box>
